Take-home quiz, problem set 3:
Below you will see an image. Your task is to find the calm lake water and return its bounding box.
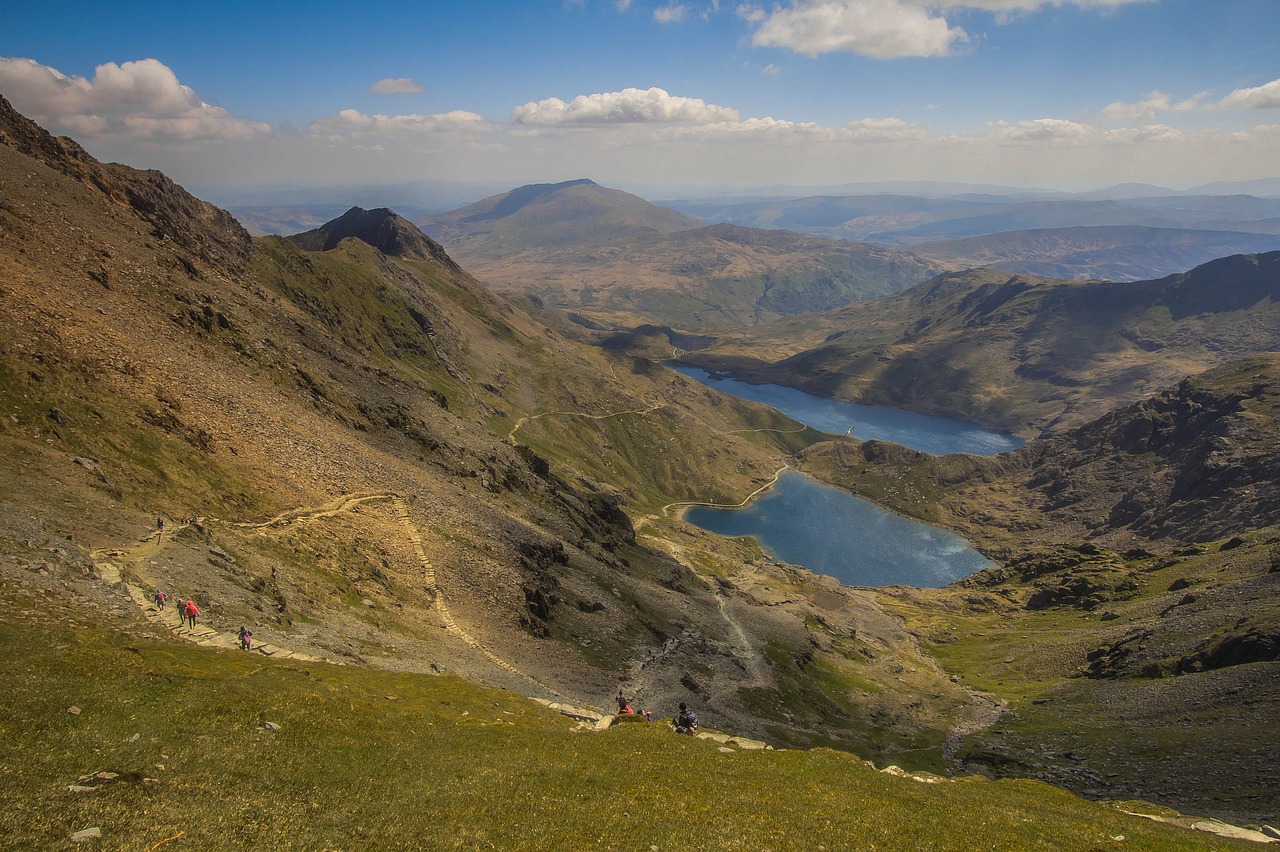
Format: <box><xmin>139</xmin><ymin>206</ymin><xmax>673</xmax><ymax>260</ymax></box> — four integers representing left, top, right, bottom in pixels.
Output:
<box><xmin>673</xmin><ymin>364</ymin><xmax>1013</xmax><ymax>587</ymax></box>
<box><xmin>673</xmin><ymin>366</ymin><xmax>1023</xmax><ymax>456</ymax></box>
<box><xmin>684</xmin><ymin>472</ymin><xmax>991</xmax><ymax>588</ymax></box>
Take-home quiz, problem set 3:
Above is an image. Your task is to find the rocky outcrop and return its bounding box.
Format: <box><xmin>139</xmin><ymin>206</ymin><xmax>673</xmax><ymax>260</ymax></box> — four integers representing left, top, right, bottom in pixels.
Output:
<box><xmin>1005</xmin><ymin>354</ymin><xmax>1280</xmax><ymax>543</ymax></box>
<box><xmin>287</xmin><ymin>206</ymin><xmax>462</xmax><ymax>272</ymax></box>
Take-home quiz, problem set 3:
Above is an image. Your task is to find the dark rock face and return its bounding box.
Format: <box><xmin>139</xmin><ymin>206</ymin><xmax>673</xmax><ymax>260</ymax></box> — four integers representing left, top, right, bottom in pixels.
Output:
<box><xmin>288</xmin><ymin>206</ymin><xmax>462</xmax><ymax>272</ymax></box>
<box><xmin>1176</xmin><ymin>631</ymin><xmax>1280</xmax><ymax>674</ymax></box>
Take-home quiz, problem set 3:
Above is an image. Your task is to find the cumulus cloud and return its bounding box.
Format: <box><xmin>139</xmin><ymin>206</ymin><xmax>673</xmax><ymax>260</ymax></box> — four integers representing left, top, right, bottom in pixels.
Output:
<box><xmin>751</xmin><ymin>0</ymin><xmax>967</xmax><ymax>59</ymax></box>
<box><xmin>654</xmin><ymin>3</ymin><xmax>689</xmax><ymax>23</ymax></box>
<box><xmin>843</xmin><ymin>117</ymin><xmax>929</xmax><ymax>140</ymax></box>
<box><xmin>991</xmin><ymin>117</ymin><xmax>1095</xmax><ymax>141</ymax></box>
<box><xmin>1220</xmin><ymin>78</ymin><xmax>1280</xmax><ymax>110</ymax></box>
<box><xmin>371</xmin><ymin>77</ymin><xmax>424</xmax><ymax>95</ymax></box>
<box><xmin>746</xmin><ymin>0</ymin><xmax>1156</xmax><ymax>59</ymax></box>
<box><xmin>308</xmin><ymin>108</ymin><xmax>494</xmax><ymax>140</ymax></box>
<box><xmin>958</xmin><ymin>0</ymin><xmax>1154</xmax><ymax>8</ymax></box>
<box><xmin>511</xmin><ymin>87</ymin><xmax>740</xmax><ymax>126</ymax></box>
<box><xmin>0</xmin><ymin>56</ymin><xmax>269</xmax><ymax>142</ymax></box>
<box><xmin>1100</xmin><ymin>89</ymin><xmax>1203</xmax><ymax>121</ymax></box>
<box><xmin>1102</xmin><ymin>123</ymin><xmax>1182</xmax><ymax>143</ymax></box>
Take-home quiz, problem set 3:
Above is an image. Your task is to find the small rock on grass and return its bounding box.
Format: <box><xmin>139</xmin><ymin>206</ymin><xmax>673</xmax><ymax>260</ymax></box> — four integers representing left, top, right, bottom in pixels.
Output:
<box><xmin>68</xmin><ymin>706</ymin><xmax>81</xmax><ymax>716</ymax></box>
<box><xmin>260</xmin><ymin>721</ymin><xmax>281</xmax><ymax>732</ymax></box>
<box><xmin>69</xmin><ymin>827</ymin><xmax>101</xmax><ymax>842</ymax></box>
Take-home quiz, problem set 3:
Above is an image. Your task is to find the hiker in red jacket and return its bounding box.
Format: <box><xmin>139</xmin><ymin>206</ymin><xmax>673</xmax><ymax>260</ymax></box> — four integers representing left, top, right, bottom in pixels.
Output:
<box><xmin>184</xmin><ymin>599</ymin><xmax>200</xmax><ymax>630</ymax></box>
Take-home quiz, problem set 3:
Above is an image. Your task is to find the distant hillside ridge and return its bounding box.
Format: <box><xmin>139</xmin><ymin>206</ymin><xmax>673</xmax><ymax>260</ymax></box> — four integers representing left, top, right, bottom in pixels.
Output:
<box><xmin>687</xmin><ymin>251</ymin><xmax>1280</xmax><ymax>434</ymax></box>
<box><xmin>420</xmin><ymin>179</ymin><xmax>942</xmax><ymax>332</ymax></box>
<box><xmin>287</xmin><ymin>205</ymin><xmax>461</xmax><ymax>271</ymax></box>
<box><xmin>915</xmin><ymin>224</ymin><xmax>1280</xmax><ymax>282</ymax></box>
<box><xmin>419</xmin><ymin>178</ymin><xmax>704</xmax><ymax>258</ymax></box>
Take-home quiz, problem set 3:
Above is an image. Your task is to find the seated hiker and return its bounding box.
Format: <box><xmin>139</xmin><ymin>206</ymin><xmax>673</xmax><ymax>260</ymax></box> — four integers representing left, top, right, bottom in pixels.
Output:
<box><xmin>675</xmin><ymin>702</ymin><xmax>699</xmax><ymax>735</ymax></box>
<box><xmin>616</xmin><ymin>690</ymin><xmax>634</xmax><ymax>714</ymax></box>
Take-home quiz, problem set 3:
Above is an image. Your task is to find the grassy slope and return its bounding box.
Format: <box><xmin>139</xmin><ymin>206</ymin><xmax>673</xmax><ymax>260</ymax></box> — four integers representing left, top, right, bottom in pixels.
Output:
<box><xmin>0</xmin><ymin>585</ymin><xmax>1232</xmax><ymax>851</ymax></box>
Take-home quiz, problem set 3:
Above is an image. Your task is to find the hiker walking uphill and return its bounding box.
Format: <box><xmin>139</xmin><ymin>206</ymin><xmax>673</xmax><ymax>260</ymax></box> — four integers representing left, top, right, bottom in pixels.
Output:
<box><xmin>184</xmin><ymin>599</ymin><xmax>200</xmax><ymax>630</ymax></box>
<box><xmin>238</xmin><ymin>625</ymin><xmax>252</xmax><ymax>651</ymax></box>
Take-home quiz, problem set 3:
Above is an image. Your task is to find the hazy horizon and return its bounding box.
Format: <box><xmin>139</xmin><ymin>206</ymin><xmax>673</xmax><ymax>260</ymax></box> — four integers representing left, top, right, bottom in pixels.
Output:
<box><xmin>5</xmin><ymin>1</ymin><xmax>1278</xmax><ymax>194</ymax></box>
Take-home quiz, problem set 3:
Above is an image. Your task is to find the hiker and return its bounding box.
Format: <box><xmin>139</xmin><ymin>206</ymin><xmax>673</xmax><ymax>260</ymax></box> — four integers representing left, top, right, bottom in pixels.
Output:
<box><xmin>675</xmin><ymin>702</ymin><xmax>699</xmax><ymax>735</ymax></box>
<box><xmin>616</xmin><ymin>691</ymin><xmax>634</xmax><ymax>715</ymax></box>
<box><xmin>238</xmin><ymin>625</ymin><xmax>252</xmax><ymax>651</ymax></box>
<box><xmin>155</xmin><ymin>588</ymin><xmax>167</xmax><ymax>609</ymax></box>
<box><xmin>184</xmin><ymin>599</ymin><xmax>200</xmax><ymax>630</ymax></box>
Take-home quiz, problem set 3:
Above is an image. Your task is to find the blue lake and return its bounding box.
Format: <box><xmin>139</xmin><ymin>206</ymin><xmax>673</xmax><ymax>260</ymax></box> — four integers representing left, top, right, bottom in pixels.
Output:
<box><xmin>684</xmin><ymin>471</ymin><xmax>992</xmax><ymax>588</ymax></box>
<box><xmin>672</xmin><ymin>364</ymin><xmax>1013</xmax><ymax>587</ymax></box>
<box><xmin>672</xmin><ymin>365</ymin><xmax>1023</xmax><ymax>456</ymax></box>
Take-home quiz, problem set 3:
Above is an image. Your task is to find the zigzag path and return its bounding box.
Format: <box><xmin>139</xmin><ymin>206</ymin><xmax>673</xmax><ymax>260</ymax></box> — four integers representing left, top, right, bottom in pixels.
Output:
<box><xmin>89</xmin><ymin>493</ymin><xmax>568</xmax><ymax>695</ymax></box>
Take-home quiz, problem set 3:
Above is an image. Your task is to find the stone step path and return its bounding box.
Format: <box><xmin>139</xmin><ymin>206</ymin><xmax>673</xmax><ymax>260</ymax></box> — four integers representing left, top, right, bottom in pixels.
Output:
<box><xmin>117</xmin><ymin>581</ymin><xmax>320</xmax><ymax>660</ymax></box>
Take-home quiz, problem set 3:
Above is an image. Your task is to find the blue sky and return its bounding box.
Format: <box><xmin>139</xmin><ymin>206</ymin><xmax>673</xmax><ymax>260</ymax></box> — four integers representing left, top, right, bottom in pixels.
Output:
<box><xmin>2</xmin><ymin>0</ymin><xmax>1277</xmax><ymax>196</ymax></box>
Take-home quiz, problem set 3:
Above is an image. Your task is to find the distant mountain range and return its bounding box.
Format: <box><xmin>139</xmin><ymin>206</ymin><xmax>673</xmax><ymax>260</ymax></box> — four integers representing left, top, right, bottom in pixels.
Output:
<box><xmin>915</xmin><ymin>225</ymin><xmax>1280</xmax><ymax>282</ymax></box>
<box><xmin>684</xmin><ymin>251</ymin><xmax>1280</xmax><ymax>435</ymax></box>
<box><xmin>417</xmin><ymin>179</ymin><xmax>943</xmax><ymax>330</ymax></box>
<box><xmin>664</xmin><ymin>192</ymin><xmax>1280</xmax><ymax>244</ymax></box>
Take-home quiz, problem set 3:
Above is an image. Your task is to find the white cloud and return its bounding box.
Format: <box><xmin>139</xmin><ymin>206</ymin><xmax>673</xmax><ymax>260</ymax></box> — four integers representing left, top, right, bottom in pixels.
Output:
<box><xmin>1220</xmin><ymin>78</ymin><xmax>1280</xmax><ymax>110</ymax></box>
<box><xmin>746</xmin><ymin>0</ymin><xmax>1156</xmax><ymax>59</ymax></box>
<box><xmin>1100</xmin><ymin>89</ymin><xmax>1203</xmax><ymax>121</ymax></box>
<box><xmin>991</xmin><ymin>117</ymin><xmax>1095</xmax><ymax>141</ymax></box>
<box><xmin>616</xmin><ymin>0</ymin><xmax>632</xmax><ymax>9</ymax></box>
<box><xmin>843</xmin><ymin>117</ymin><xmax>929</xmax><ymax>140</ymax></box>
<box><xmin>308</xmin><ymin>108</ymin><xmax>494</xmax><ymax>140</ymax></box>
<box><xmin>511</xmin><ymin>87</ymin><xmax>740</xmax><ymax>126</ymax></box>
<box><xmin>933</xmin><ymin>0</ymin><xmax>1154</xmax><ymax>9</ymax></box>
<box><xmin>0</xmin><ymin>56</ymin><xmax>269</xmax><ymax>142</ymax></box>
<box><xmin>654</xmin><ymin>3</ymin><xmax>689</xmax><ymax>23</ymax></box>
<box><xmin>761</xmin><ymin>63</ymin><xmax>781</xmax><ymax>75</ymax></box>
<box><xmin>371</xmin><ymin>77</ymin><xmax>424</xmax><ymax>95</ymax></box>
<box><xmin>751</xmin><ymin>0</ymin><xmax>967</xmax><ymax>59</ymax></box>
<box><xmin>1102</xmin><ymin>123</ymin><xmax>1182</xmax><ymax>143</ymax></box>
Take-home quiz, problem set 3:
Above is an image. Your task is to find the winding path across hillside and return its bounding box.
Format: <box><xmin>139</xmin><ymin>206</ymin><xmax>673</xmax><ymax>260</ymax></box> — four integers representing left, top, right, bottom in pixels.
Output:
<box><xmin>90</xmin><ymin>493</ymin><xmax>568</xmax><ymax>697</ymax></box>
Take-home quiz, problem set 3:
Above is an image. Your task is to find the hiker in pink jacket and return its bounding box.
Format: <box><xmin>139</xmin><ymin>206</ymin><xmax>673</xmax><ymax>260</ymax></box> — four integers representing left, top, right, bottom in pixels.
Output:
<box><xmin>184</xmin><ymin>599</ymin><xmax>200</xmax><ymax>630</ymax></box>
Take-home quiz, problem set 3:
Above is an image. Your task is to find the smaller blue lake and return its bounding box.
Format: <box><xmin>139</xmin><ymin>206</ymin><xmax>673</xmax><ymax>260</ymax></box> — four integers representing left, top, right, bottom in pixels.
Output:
<box><xmin>684</xmin><ymin>471</ymin><xmax>992</xmax><ymax>588</ymax></box>
<box><xmin>672</xmin><ymin>366</ymin><xmax>1023</xmax><ymax>456</ymax></box>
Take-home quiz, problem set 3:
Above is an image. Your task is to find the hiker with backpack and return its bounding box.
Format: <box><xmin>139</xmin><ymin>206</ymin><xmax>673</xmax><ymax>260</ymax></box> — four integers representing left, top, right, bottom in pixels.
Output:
<box><xmin>238</xmin><ymin>625</ymin><xmax>252</xmax><ymax>651</ymax></box>
<box><xmin>675</xmin><ymin>702</ymin><xmax>699</xmax><ymax>735</ymax></box>
<box><xmin>184</xmin><ymin>599</ymin><xmax>200</xmax><ymax>630</ymax></box>
<box><xmin>155</xmin><ymin>588</ymin><xmax>167</xmax><ymax>609</ymax></box>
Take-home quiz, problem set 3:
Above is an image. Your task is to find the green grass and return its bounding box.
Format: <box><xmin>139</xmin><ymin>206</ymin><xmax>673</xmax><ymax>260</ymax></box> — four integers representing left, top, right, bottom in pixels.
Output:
<box><xmin>0</xmin><ymin>586</ymin><xmax>1240</xmax><ymax>850</ymax></box>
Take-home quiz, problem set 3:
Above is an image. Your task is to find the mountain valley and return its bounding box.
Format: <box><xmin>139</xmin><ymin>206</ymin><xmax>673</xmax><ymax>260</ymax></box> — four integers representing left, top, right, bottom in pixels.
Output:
<box><xmin>3</xmin><ymin>93</ymin><xmax>1280</xmax><ymax>845</ymax></box>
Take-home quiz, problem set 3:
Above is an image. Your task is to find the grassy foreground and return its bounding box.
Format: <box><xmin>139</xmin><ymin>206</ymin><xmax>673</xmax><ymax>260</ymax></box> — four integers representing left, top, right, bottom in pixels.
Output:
<box><xmin>0</xmin><ymin>584</ymin><xmax>1239</xmax><ymax>851</ymax></box>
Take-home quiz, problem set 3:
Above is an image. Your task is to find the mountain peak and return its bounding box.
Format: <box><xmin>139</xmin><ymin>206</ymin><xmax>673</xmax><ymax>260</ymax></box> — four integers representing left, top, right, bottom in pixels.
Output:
<box><xmin>287</xmin><ymin>205</ymin><xmax>461</xmax><ymax>270</ymax></box>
